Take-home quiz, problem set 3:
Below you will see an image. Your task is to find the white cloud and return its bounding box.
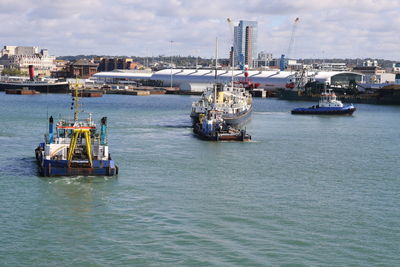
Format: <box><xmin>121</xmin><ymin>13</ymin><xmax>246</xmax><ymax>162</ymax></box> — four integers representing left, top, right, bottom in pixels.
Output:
<box><xmin>0</xmin><ymin>0</ymin><xmax>399</xmax><ymax>59</ymax></box>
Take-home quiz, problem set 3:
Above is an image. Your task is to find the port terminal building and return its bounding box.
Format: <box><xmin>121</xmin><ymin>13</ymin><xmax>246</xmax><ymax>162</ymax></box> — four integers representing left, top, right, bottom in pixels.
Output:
<box><xmin>91</xmin><ymin>69</ymin><xmax>364</xmax><ymax>92</ymax></box>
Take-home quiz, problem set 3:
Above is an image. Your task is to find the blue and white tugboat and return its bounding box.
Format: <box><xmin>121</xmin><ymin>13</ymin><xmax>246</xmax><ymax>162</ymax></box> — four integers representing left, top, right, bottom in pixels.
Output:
<box><xmin>291</xmin><ymin>88</ymin><xmax>356</xmax><ymax>115</ymax></box>
<box><xmin>35</xmin><ymin>85</ymin><xmax>118</xmax><ymax>176</ymax></box>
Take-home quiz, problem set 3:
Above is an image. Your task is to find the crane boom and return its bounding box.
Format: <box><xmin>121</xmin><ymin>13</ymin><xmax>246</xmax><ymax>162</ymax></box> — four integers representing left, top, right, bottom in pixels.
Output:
<box><xmin>287</xmin><ymin>17</ymin><xmax>300</xmax><ymax>59</ymax></box>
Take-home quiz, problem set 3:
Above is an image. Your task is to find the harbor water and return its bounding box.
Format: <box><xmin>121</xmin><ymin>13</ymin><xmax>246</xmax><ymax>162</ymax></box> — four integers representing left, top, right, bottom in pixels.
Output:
<box><xmin>0</xmin><ymin>92</ymin><xmax>399</xmax><ymax>266</ymax></box>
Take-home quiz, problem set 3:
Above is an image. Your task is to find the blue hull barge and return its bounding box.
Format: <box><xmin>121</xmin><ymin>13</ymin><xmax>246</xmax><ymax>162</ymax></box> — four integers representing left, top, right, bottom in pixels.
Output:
<box><xmin>35</xmin><ymin>156</ymin><xmax>118</xmax><ymax>176</ymax></box>
<box><xmin>291</xmin><ymin>88</ymin><xmax>356</xmax><ymax>115</ymax></box>
<box><xmin>35</xmin><ymin>84</ymin><xmax>118</xmax><ymax>177</ymax></box>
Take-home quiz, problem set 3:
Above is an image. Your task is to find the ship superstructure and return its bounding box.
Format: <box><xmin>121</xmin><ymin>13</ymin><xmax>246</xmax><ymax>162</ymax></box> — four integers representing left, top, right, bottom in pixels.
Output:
<box><xmin>190</xmin><ymin>82</ymin><xmax>252</xmax><ymax>126</ymax></box>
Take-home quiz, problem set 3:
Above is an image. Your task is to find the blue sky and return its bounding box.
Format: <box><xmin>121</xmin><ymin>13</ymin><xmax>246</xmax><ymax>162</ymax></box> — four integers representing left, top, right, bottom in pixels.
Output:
<box><xmin>1</xmin><ymin>0</ymin><xmax>399</xmax><ymax>59</ymax></box>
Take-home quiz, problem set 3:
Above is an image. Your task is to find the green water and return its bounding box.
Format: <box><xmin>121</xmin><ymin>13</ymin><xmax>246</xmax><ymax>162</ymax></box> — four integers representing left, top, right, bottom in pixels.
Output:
<box><xmin>0</xmin><ymin>92</ymin><xmax>399</xmax><ymax>266</ymax></box>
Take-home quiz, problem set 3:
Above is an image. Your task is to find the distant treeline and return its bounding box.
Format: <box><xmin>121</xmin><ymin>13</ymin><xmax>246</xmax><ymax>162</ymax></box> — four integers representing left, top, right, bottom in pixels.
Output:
<box><xmin>298</xmin><ymin>58</ymin><xmax>397</xmax><ymax>68</ymax></box>
<box><xmin>56</xmin><ymin>55</ymin><xmax>398</xmax><ymax>68</ymax></box>
<box><xmin>1</xmin><ymin>68</ymin><xmax>28</xmax><ymax>76</ymax></box>
<box><xmin>56</xmin><ymin>55</ymin><xmax>229</xmax><ymax>67</ymax></box>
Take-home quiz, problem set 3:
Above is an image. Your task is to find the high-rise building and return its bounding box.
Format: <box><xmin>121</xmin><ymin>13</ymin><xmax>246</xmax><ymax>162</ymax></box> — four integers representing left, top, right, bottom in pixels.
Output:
<box><xmin>233</xmin><ymin>20</ymin><xmax>258</xmax><ymax>69</ymax></box>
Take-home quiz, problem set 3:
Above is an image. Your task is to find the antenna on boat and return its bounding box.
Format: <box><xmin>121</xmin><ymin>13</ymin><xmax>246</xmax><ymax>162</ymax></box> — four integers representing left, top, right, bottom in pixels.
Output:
<box><xmin>46</xmin><ymin>84</ymin><xmax>49</xmax><ymax>127</ymax></box>
<box><xmin>72</xmin><ymin>79</ymin><xmax>80</xmax><ymax>122</ymax></box>
<box><xmin>214</xmin><ymin>37</ymin><xmax>218</xmax><ymax>82</ymax></box>
<box><xmin>214</xmin><ymin>37</ymin><xmax>218</xmax><ymax>107</ymax></box>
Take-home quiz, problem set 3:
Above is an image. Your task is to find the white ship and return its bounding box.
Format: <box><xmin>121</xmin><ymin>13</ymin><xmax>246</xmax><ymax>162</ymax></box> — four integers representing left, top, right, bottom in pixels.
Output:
<box><xmin>190</xmin><ymin>82</ymin><xmax>252</xmax><ymax>126</ymax></box>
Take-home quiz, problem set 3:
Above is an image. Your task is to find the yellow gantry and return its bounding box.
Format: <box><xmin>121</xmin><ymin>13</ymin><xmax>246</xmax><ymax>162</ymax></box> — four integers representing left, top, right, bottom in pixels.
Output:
<box><xmin>67</xmin><ymin>128</ymin><xmax>93</xmax><ymax>168</ymax></box>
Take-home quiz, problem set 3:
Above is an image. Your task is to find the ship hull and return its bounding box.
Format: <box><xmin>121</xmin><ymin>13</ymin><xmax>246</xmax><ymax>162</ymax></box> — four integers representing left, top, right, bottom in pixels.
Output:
<box><xmin>36</xmin><ymin>159</ymin><xmax>118</xmax><ymax>177</ymax></box>
<box><xmin>35</xmin><ymin>145</ymin><xmax>118</xmax><ymax>177</ymax></box>
<box><xmin>0</xmin><ymin>82</ymin><xmax>69</xmax><ymax>94</ymax></box>
<box><xmin>193</xmin><ymin>123</ymin><xmax>251</xmax><ymax>141</ymax></box>
<box><xmin>190</xmin><ymin>106</ymin><xmax>252</xmax><ymax>127</ymax></box>
<box><xmin>291</xmin><ymin>106</ymin><xmax>356</xmax><ymax>115</ymax></box>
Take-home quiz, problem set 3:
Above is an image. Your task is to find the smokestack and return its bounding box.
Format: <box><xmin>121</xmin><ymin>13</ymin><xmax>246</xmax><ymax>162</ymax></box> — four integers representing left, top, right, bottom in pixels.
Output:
<box><xmin>28</xmin><ymin>65</ymin><xmax>35</xmax><ymax>81</ymax></box>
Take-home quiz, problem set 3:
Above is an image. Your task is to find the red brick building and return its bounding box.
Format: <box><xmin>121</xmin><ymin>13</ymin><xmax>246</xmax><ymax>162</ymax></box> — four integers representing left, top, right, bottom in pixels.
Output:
<box><xmin>69</xmin><ymin>59</ymin><xmax>98</xmax><ymax>78</ymax></box>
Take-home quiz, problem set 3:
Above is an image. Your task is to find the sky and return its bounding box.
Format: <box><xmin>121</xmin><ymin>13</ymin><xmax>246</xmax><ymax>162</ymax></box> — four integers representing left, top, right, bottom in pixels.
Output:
<box><xmin>1</xmin><ymin>0</ymin><xmax>399</xmax><ymax>59</ymax></box>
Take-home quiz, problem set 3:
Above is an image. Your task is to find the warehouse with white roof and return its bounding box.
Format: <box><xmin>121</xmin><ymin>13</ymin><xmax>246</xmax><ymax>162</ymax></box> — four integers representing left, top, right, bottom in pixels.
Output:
<box><xmin>310</xmin><ymin>71</ymin><xmax>364</xmax><ymax>85</ymax></box>
<box><xmin>91</xmin><ymin>69</ymin><xmax>364</xmax><ymax>92</ymax></box>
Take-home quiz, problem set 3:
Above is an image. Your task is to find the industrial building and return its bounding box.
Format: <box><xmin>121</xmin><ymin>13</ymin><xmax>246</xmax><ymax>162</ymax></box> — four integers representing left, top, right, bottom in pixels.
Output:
<box><xmin>353</xmin><ymin>66</ymin><xmax>395</xmax><ymax>83</ymax></box>
<box><xmin>69</xmin><ymin>59</ymin><xmax>99</xmax><ymax>79</ymax></box>
<box><xmin>311</xmin><ymin>71</ymin><xmax>364</xmax><ymax>86</ymax></box>
<box><xmin>97</xmin><ymin>57</ymin><xmax>144</xmax><ymax>72</ymax></box>
<box><xmin>91</xmin><ymin>69</ymin><xmax>364</xmax><ymax>92</ymax></box>
<box><xmin>315</xmin><ymin>63</ymin><xmax>350</xmax><ymax>72</ymax></box>
<box><xmin>91</xmin><ymin>70</ymin><xmax>153</xmax><ymax>85</ymax></box>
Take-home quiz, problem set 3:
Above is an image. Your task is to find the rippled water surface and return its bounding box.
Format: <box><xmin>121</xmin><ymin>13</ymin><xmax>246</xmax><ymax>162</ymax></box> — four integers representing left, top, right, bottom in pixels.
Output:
<box><xmin>0</xmin><ymin>92</ymin><xmax>399</xmax><ymax>266</ymax></box>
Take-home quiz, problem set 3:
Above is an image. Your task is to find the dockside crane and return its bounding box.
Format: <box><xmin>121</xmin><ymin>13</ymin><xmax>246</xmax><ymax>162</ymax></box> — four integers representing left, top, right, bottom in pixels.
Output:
<box><xmin>280</xmin><ymin>17</ymin><xmax>300</xmax><ymax>71</ymax></box>
<box><xmin>287</xmin><ymin>17</ymin><xmax>300</xmax><ymax>60</ymax></box>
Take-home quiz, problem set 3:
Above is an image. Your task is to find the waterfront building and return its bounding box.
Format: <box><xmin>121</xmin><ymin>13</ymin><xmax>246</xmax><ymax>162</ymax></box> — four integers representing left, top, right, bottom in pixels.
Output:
<box><xmin>363</xmin><ymin>59</ymin><xmax>379</xmax><ymax>67</ymax></box>
<box><xmin>0</xmin><ymin>45</ymin><xmax>56</xmax><ymax>76</ymax></box>
<box><xmin>1</xmin><ymin>46</ymin><xmax>39</xmax><ymax>57</ymax></box>
<box><xmin>254</xmin><ymin>52</ymin><xmax>273</xmax><ymax>68</ymax></box>
<box><xmin>91</xmin><ymin>70</ymin><xmax>153</xmax><ymax>85</ymax></box>
<box><xmin>352</xmin><ymin>66</ymin><xmax>394</xmax><ymax>83</ymax></box>
<box><xmin>272</xmin><ymin>58</ymin><xmax>298</xmax><ymax>70</ymax></box>
<box><xmin>313</xmin><ymin>63</ymin><xmax>350</xmax><ymax>72</ymax></box>
<box><xmin>233</xmin><ymin>20</ymin><xmax>258</xmax><ymax>69</ymax></box>
<box><xmin>92</xmin><ymin>68</ymin><xmax>364</xmax><ymax>93</ymax></box>
<box><xmin>49</xmin><ymin>60</ymin><xmax>69</xmax><ymax>78</ymax></box>
<box><xmin>54</xmin><ymin>60</ymin><xmax>69</xmax><ymax>72</ymax></box>
<box><xmin>311</xmin><ymin>71</ymin><xmax>364</xmax><ymax>86</ymax></box>
<box><xmin>98</xmin><ymin>57</ymin><xmax>144</xmax><ymax>72</ymax></box>
<box><xmin>69</xmin><ymin>59</ymin><xmax>98</xmax><ymax>79</ymax></box>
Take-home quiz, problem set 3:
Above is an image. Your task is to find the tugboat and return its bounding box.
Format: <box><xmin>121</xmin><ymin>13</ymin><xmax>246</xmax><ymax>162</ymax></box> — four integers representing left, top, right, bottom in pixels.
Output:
<box><xmin>34</xmin><ymin>84</ymin><xmax>118</xmax><ymax>177</ymax></box>
<box><xmin>193</xmin><ymin>109</ymin><xmax>251</xmax><ymax>141</ymax></box>
<box><xmin>291</xmin><ymin>88</ymin><xmax>356</xmax><ymax>115</ymax></box>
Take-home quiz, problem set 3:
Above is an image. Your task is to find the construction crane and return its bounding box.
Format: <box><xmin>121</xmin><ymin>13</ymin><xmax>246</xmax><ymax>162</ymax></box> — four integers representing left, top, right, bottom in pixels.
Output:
<box><xmin>281</xmin><ymin>17</ymin><xmax>300</xmax><ymax>71</ymax></box>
